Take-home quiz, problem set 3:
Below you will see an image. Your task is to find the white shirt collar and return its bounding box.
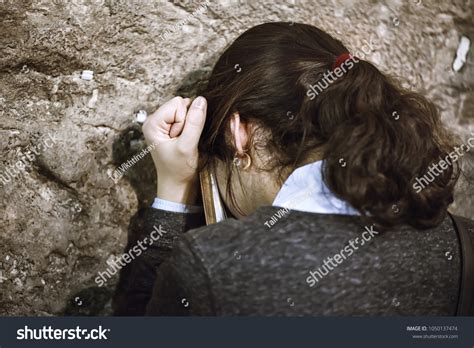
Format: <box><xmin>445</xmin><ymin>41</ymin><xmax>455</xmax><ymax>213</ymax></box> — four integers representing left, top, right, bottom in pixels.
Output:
<box><xmin>272</xmin><ymin>160</ymin><xmax>359</xmax><ymax>215</ymax></box>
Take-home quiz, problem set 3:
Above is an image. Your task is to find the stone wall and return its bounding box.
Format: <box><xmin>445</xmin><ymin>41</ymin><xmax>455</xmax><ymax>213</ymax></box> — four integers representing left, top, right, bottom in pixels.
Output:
<box><xmin>0</xmin><ymin>0</ymin><xmax>472</xmax><ymax>315</ymax></box>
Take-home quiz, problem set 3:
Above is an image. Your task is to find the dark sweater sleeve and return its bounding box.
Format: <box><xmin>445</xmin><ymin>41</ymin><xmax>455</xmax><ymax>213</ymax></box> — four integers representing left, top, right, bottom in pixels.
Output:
<box><xmin>112</xmin><ymin>207</ymin><xmax>205</xmax><ymax>316</ymax></box>
<box><xmin>145</xmin><ymin>236</ymin><xmax>217</xmax><ymax>316</ymax></box>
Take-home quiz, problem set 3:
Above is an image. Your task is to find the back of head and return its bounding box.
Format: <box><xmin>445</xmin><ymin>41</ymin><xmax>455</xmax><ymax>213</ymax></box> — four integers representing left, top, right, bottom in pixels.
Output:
<box><xmin>200</xmin><ymin>22</ymin><xmax>460</xmax><ymax>229</ymax></box>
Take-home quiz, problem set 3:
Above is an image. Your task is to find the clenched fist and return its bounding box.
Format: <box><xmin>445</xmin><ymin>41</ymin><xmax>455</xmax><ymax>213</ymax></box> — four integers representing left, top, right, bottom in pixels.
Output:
<box><xmin>142</xmin><ymin>96</ymin><xmax>207</xmax><ymax>205</ymax></box>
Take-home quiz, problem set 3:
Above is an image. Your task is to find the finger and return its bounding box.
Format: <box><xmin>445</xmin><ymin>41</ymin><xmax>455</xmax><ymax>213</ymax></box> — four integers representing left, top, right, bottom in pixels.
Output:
<box><xmin>170</xmin><ymin>98</ymin><xmax>191</xmax><ymax>138</ymax></box>
<box><xmin>177</xmin><ymin>96</ymin><xmax>207</xmax><ymax>152</ymax></box>
<box><xmin>146</xmin><ymin>96</ymin><xmax>184</xmax><ymax>130</ymax></box>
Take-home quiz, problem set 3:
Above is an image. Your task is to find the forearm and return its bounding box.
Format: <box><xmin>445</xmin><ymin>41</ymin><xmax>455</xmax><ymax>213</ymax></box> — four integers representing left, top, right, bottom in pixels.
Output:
<box><xmin>113</xmin><ymin>205</ymin><xmax>205</xmax><ymax>315</ymax></box>
<box><xmin>145</xmin><ymin>237</ymin><xmax>216</xmax><ymax>316</ymax></box>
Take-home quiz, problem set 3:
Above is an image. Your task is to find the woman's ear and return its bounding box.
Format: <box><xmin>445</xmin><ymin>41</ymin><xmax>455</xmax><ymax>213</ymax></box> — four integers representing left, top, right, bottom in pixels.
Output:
<box><xmin>230</xmin><ymin>112</ymin><xmax>249</xmax><ymax>154</ymax></box>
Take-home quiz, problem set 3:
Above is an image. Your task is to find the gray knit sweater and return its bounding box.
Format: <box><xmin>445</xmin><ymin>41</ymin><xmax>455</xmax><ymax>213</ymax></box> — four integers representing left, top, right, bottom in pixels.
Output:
<box><xmin>113</xmin><ymin>206</ymin><xmax>473</xmax><ymax>316</ymax></box>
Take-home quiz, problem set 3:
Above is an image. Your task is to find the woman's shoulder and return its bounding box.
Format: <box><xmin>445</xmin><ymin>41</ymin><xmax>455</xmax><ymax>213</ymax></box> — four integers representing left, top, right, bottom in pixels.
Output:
<box><xmin>174</xmin><ymin>208</ymin><xmax>466</xmax><ymax>315</ymax></box>
<box><xmin>182</xmin><ymin>207</ymin><xmax>470</xmax><ymax>254</ymax></box>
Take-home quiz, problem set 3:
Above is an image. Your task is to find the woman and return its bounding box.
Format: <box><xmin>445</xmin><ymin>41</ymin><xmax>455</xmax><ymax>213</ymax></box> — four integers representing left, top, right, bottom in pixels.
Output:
<box><xmin>113</xmin><ymin>22</ymin><xmax>474</xmax><ymax>315</ymax></box>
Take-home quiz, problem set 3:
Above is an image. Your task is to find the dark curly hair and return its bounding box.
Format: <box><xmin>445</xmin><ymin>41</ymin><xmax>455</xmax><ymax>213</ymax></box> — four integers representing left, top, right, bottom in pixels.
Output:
<box><xmin>199</xmin><ymin>22</ymin><xmax>460</xmax><ymax>229</ymax></box>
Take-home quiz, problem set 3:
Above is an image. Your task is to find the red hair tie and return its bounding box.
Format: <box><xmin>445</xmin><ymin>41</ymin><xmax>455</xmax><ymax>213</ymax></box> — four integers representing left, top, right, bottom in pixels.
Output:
<box><xmin>332</xmin><ymin>53</ymin><xmax>354</xmax><ymax>70</ymax></box>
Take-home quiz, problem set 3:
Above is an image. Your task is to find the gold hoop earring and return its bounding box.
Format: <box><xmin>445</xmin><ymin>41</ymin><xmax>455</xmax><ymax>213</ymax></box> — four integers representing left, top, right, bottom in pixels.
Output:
<box><xmin>233</xmin><ymin>152</ymin><xmax>252</xmax><ymax>170</ymax></box>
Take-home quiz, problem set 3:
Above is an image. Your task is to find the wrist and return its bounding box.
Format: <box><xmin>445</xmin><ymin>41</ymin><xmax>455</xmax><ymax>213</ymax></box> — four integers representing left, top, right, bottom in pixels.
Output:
<box><xmin>156</xmin><ymin>177</ymin><xmax>199</xmax><ymax>205</ymax></box>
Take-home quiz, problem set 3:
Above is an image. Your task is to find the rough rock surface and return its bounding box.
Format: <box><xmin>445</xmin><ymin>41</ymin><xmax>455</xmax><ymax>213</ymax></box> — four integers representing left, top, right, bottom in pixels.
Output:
<box><xmin>0</xmin><ymin>0</ymin><xmax>473</xmax><ymax>315</ymax></box>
